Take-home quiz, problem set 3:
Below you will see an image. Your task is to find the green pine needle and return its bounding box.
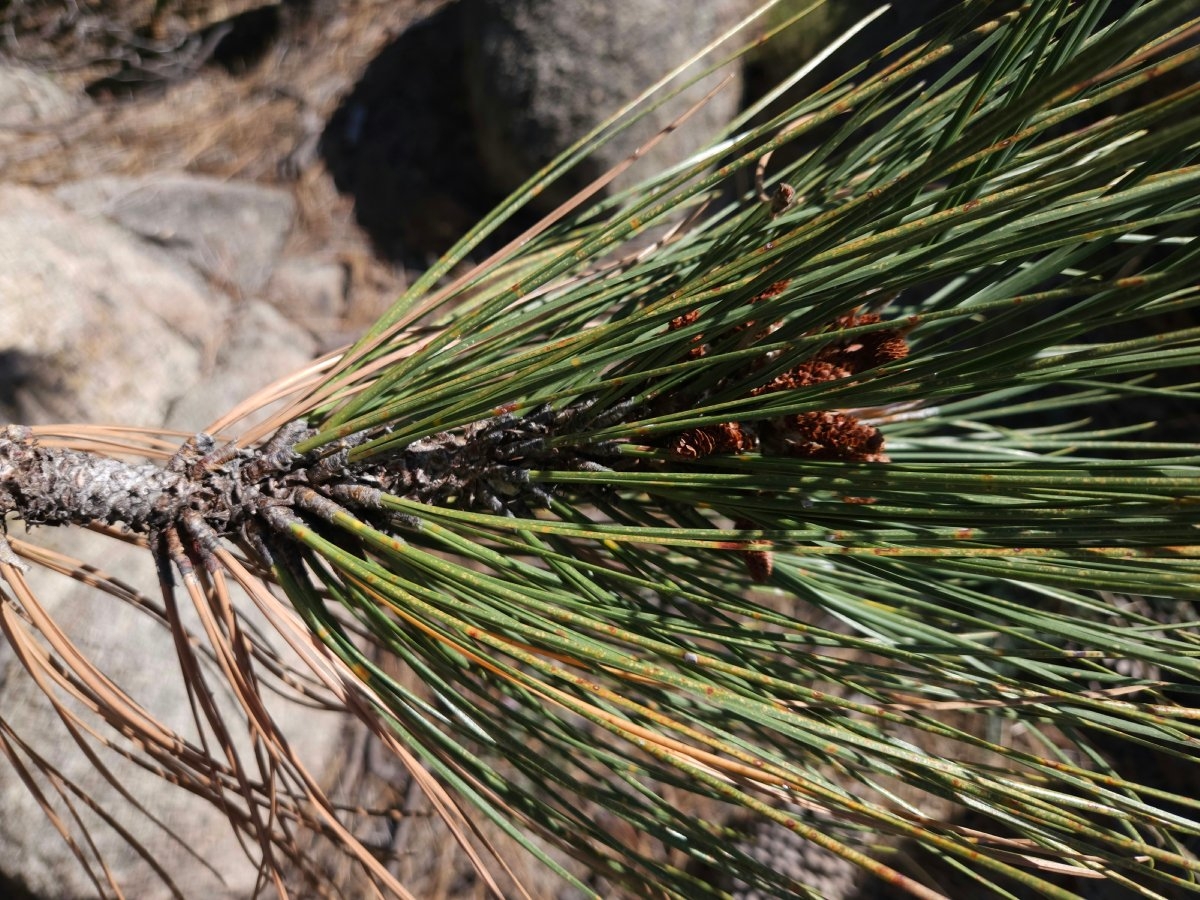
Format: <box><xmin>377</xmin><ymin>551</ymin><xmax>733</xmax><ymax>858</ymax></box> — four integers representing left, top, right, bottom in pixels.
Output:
<box><xmin>253</xmin><ymin>2</ymin><xmax>1200</xmax><ymax>896</ymax></box>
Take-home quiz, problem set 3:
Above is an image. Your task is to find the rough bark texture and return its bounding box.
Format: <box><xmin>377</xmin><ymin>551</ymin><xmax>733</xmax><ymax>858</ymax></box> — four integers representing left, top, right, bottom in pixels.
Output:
<box><xmin>0</xmin><ymin>426</ymin><xmax>194</xmax><ymax>531</ymax></box>
<box><xmin>0</xmin><ymin>407</ymin><xmax>618</xmax><ymax>558</ymax></box>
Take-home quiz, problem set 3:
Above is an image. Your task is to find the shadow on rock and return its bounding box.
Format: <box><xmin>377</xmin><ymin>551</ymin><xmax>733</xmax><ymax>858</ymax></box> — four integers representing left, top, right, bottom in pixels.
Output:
<box><xmin>319</xmin><ymin>3</ymin><xmax>506</xmax><ymax>264</ymax></box>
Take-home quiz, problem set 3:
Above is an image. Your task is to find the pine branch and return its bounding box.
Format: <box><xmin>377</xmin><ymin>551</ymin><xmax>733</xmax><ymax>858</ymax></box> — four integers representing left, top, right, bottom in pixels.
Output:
<box><xmin>4</xmin><ymin>2</ymin><xmax>1200</xmax><ymax>897</ymax></box>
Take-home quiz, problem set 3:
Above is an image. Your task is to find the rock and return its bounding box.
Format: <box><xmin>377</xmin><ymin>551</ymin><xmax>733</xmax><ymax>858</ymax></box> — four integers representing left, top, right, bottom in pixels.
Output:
<box><xmin>0</xmin><ymin>185</ymin><xmax>338</xmax><ymax>898</ymax></box>
<box><xmin>0</xmin><ymin>530</ymin><xmax>272</xmax><ymax>899</ymax></box>
<box><xmin>266</xmin><ymin>256</ymin><xmax>349</xmax><ymax>327</ymax></box>
<box><xmin>462</xmin><ymin>0</ymin><xmax>745</xmax><ymax>209</ymax></box>
<box><xmin>0</xmin><ymin>518</ymin><xmax>348</xmax><ymax>899</ymax></box>
<box><xmin>318</xmin><ymin>1</ymin><xmax>497</xmax><ymax>261</ymax></box>
<box><xmin>0</xmin><ymin>66</ymin><xmax>82</xmax><ymax>127</ymax></box>
<box><xmin>0</xmin><ymin>185</ymin><xmax>216</xmax><ymax>427</ymax></box>
<box><xmin>165</xmin><ymin>298</ymin><xmax>317</xmax><ymax>433</ymax></box>
<box><xmin>55</xmin><ymin>175</ymin><xmax>295</xmax><ymax>296</ymax></box>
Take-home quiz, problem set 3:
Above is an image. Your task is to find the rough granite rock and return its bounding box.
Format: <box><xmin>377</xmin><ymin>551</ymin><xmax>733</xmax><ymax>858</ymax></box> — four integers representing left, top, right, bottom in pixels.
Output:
<box><xmin>165</xmin><ymin>298</ymin><xmax>317</xmax><ymax>433</ymax></box>
<box><xmin>0</xmin><ymin>183</ymin><xmax>339</xmax><ymax>899</ymax></box>
<box><xmin>0</xmin><ymin>185</ymin><xmax>214</xmax><ymax>427</ymax></box>
<box><xmin>0</xmin><ymin>528</ymin><xmax>339</xmax><ymax>900</ymax></box>
<box><xmin>462</xmin><ymin>0</ymin><xmax>746</xmax><ymax>209</ymax></box>
<box><xmin>266</xmin><ymin>255</ymin><xmax>349</xmax><ymax>327</ymax></box>
<box><xmin>55</xmin><ymin>174</ymin><xmax>295</xmax><ymax>296</ymax></box>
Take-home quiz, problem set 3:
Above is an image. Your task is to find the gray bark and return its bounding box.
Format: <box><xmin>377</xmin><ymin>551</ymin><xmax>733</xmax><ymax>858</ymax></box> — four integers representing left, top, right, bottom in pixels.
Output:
<box><xmin>0</xmin><ymin>426</ymin><xmax>195</xmax><ymax>532</ymax></box>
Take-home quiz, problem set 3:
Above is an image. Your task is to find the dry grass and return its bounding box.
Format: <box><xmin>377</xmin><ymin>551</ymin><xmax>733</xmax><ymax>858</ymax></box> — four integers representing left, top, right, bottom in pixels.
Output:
<box><xmin>0</xmin><ymin>0</ymin><xmax>438</xmax><ymax>334</ymax></box>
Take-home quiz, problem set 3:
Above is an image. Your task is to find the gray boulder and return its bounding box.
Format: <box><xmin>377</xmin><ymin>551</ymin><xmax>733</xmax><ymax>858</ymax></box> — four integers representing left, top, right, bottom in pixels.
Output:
<box><xmin>266</xmin><ymin>255</ymin><xmax>349</xmax><ymax>328</ymax></box>
<box><xmin>55</xmin><ymin>175</ymin><xmax>295</xmax><ymax>297</ymax></box>
<box><xmin>0</xmin><ymin>184</ymin><xmax>341</xmax><ymax>898</ymax></box>
<box><xmin>463</xmin><ymin>0</ymin><xmax>746</xmax><ymax>208</ymax></box>
<box><xmin>165</xmin><ymin>298</ymin><xmax>317</xmax><ymax>433</ymax></box>
<box><xmin>0</xmin><ymin>528</ymin><xmax>312</xmax><ymax>899</ymax></box>
<box><xmin>0</xmin><ymin>185</ymin><xmax>214</xmax><ymax>427</ymax></box>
